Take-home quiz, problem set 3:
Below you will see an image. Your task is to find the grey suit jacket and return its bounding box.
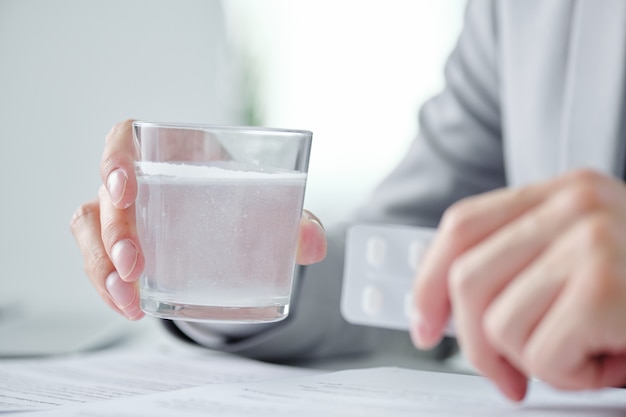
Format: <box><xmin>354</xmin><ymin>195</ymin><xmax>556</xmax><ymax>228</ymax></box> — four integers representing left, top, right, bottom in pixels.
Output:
<box><xmin>167</xmin><ymin>0</ymin><xmax>626</xmax><ymax>362</ymax></box>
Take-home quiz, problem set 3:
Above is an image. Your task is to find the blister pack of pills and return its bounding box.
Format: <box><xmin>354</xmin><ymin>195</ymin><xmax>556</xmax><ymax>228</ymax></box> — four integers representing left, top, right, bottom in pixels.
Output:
<box><xmin>341</xmin><ymin>223</ymin><xmax>455</xmax><ymax>336</ymax></box>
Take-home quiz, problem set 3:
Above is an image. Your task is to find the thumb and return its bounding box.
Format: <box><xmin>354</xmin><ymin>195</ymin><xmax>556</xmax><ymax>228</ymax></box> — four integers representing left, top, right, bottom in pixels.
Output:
<box><xmin>296</xmin><ymin>210</ymin><xmax>327</xmax><ymax>265</ymax></box>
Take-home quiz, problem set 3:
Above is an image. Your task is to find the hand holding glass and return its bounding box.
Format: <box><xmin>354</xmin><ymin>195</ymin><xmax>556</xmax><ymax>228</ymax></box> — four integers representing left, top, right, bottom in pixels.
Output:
<box><xmin>133</xmin><ymin>122</ymin><xmax>312</xmax><ymax>323</ymax></box>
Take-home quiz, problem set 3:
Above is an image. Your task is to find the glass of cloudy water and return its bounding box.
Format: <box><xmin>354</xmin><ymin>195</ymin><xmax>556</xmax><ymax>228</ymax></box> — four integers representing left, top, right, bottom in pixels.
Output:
<box><xmin>132</xmin><ymin>122</ymin><xmax>312</xmax><ymax>322</ymax></box>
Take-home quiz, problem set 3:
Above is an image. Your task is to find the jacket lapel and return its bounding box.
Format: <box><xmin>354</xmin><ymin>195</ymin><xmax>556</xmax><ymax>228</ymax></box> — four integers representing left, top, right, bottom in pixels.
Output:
<box><xmin>559</xmin><ymin>0</ymin><xmax>626</xmax><ymax>177</ymax></box>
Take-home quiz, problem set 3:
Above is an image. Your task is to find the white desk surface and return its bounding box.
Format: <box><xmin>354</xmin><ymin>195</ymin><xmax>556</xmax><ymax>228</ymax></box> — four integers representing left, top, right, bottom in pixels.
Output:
<box><xmin>0</xmin><ymin>311</ymin><xmax>473</xmax><ymax>415</ymax></box>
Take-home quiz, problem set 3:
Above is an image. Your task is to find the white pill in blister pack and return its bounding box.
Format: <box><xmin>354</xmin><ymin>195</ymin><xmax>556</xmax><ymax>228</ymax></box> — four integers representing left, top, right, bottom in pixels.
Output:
<box><xmin>341</xmin><ymin>223</ymin><xmax>455</xmax><ymax>336</ymax></box>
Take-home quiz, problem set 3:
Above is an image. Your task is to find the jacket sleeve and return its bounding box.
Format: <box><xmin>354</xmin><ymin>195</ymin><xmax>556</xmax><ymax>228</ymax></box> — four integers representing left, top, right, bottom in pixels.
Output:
<box><xmin>165</xmin><ymin>0</ymin><xmax>507</xmax><ymax>362</ymax></box>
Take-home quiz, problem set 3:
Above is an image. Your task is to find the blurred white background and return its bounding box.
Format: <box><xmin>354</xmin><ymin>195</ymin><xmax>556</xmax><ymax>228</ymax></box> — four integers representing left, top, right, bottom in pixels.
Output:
<box><xmin>224</xmin><ymin>0</ymin><xmax>465</xmax><ymax>225</ymax></box>
<box><xmin>0</xmin><ymin>0</ymin><xmax>464</xmax><ymax>318</ymax></box>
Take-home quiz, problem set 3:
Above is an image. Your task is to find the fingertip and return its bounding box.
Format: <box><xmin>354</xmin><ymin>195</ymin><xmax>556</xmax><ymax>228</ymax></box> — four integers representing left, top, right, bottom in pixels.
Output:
<box><xmin>482</xmin><ymin>356</ymin><xmax>528</xmax><ymax>402</ymax></box>
<box><xmin>411</xmin><ymin>258</ymin><xmax>452</xmax><ymax>343</ymax></box>
<box><xmin>105</xmin><ymin>272</ymin><xmax>144</xmax><ymax>320</ymax></box>
<box><xmin>409</xmin><ymin>311</ymin><xmax>444</xmax><ymax>350</ymax></box>
<box><xmin>296</xmin><ymin>211</ymin><xmax>327</xmax><ymax>265</ymax></box>
<box><xmin>497</xmin><ymin>376</ymin><xmax>528</xmax><ymax>403</ymax></box>
<box><xmin>410</xmin><ymin>277</ymin><xmax>451</xmax><ymax>350</ymax></box>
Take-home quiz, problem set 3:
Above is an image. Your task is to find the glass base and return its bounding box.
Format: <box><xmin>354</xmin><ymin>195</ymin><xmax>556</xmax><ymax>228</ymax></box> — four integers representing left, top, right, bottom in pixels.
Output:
<box><xmin>140</xmin><ymin>297</ymin><xmax>289</xmax><ymax>323</ymax></box>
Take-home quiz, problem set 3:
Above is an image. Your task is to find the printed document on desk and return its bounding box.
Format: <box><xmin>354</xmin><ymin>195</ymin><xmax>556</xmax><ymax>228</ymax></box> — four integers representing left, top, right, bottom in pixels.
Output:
<box><xmin>16</xmin><ymin>367</ymin><xmax>626</xmax><ymax>416</ymax></box>
<box><xmin>0</xmin><ymin>350</ymin><xmax>319</xmax><ymax>414</ymax></box>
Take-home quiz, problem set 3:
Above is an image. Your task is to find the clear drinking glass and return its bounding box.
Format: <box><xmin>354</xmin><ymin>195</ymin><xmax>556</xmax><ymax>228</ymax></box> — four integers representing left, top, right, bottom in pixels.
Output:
<box><xmin>132</xmin><ymin>121</ymin><xmax>312</xmax><ymax>322</ymax></box>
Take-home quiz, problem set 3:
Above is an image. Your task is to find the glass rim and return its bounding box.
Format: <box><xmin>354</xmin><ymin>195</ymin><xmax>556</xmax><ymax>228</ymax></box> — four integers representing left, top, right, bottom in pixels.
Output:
<box><xmin>133</xmin><ymin>121</ymin><xmax>312</xmax><ymax>137</ymax></box>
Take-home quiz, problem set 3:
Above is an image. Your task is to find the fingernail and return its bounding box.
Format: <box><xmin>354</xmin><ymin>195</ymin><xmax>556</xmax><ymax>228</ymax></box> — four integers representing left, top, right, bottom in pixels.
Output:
<box><xmin>105</xmin><ymin>272</ymin><xmax>144</xmax><ymax>320</ymax></box>
<box><xmin>303</xmin><ymin>210</ymin><xmax>325</xmax><ymax>232</ymax></box>
<box><xmin>111</xmin><ymin>239</ymin><xmax>138</xmax><ymax>281</ymax></box>
<box><xmin>107</xmin><ymin>169</ymin><xmax>128</xmax><ymax>208</ymax></box>
<box><xmin>105</xmin><ymin>271</ymin><xmax>136</xmax><ymax>308</ymax></box>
